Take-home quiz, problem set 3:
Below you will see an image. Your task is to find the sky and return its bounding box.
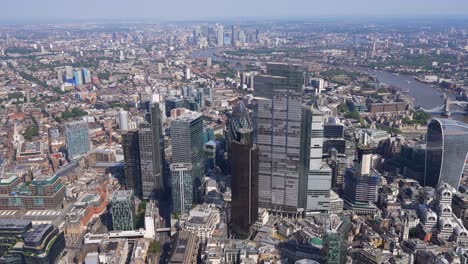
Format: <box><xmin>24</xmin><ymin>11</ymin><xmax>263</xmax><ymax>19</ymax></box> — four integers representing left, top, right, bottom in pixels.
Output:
<box><xmin>1</xmin><ymin>0</ymin><xmax>468</xmax><ymax>22</ymax></box>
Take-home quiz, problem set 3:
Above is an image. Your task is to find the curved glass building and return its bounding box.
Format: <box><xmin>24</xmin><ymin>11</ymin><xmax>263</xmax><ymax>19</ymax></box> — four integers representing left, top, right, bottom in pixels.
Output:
<box><xmin>425</xmin><ymin>118</ymin><xmax>468</xmax><ymax>190</ymax></box>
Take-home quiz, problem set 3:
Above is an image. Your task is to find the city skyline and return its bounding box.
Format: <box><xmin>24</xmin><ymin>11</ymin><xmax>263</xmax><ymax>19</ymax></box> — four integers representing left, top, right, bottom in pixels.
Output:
<box><xmin>0</xmin><ymin>10</ymin><xmax>467</xmax><ymax>263</ymax></box>
<box><xmin>1</xmin><ymin>0</ymin><xmax>468</xmax><ymax>22</ymax></box>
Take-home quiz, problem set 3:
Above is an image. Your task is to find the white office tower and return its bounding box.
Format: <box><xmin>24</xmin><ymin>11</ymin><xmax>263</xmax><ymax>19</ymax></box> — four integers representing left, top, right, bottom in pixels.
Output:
<box><xmin>301</xmin><ymin>104</ymin><xmax>332</xmax><ymax>213</ymax></box>
<box><xmin>65</xmin><ymin>66</ymin><xmax>74</xmax><ymax>80</ymax></box>
<box><xmin>217</xmin><ymin>25</ymin><xmax>224</xmax><ymax>47</ymax></box>
<box><xmin>118</xmin><ymin>110</ymin><xmax>129</xmax><ymax>131</ymax></box>
<box><xmin>119</xmin><ymin>50</ymin><xmax>125</xmax><ymax>61</ymax></box>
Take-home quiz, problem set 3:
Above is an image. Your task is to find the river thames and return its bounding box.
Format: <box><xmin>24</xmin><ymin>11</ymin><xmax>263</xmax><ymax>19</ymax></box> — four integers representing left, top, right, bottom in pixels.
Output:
<box><xmin>192</xmin><ymin>48</ymin><xmax>467</xmax><ymax>123</ymax></box>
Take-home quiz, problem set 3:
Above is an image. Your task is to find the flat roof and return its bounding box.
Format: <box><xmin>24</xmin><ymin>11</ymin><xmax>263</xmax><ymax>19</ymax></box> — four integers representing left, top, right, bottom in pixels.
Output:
<box><xmin>0</xmin><ymin>219</ymin><xmax>31</xmax><ymax>230</ymax></box>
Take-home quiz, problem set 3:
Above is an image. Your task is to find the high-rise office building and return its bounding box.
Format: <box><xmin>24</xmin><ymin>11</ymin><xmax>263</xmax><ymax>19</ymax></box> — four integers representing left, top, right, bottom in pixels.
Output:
<box><xmin>324</xmin><ymin>124</ymin><xmax>345</xmax><ymax>139</ymax></box>
<box><xmin>138</xmin><ymin>103</ymin><xmax>165</xmax><ymax>199</ymax></box>
<box><xmin>300</xmin><ymin>104</ymin><xmax>332</xmax><ymax>213</ymax></box>
<box><xmin>229</xmin><ymin>101</ymin><xmax>259</xmax><ymax>237</ymax></box>
<box><xmin>112</xmin><ymin>190</ymin><xmax>135</xmax><ymax>231</ymax></box>
<box><xmin>150</xmin><ymin>102</ymin><xmax>165</xmax><ymax>189</ymax></box>
<box><xmin>165</xmin><ymin>97</ymin><xmax>187</xmax><ymax>117</ymax></box>
<box><xmin>73</xmin><ymin>69</ymin><xmax>83</xmax><ymax>86</ymax></box>
<box><xmin>83</xmin><ymin>68</ymin><xmax>92</xmax><ymax>84</ymax></box>
<box><xmin>65</xmin><ymin>66</ymin><xmax>74</xmax><ymax>81</ymax></box>
<box><xmin>343</xmin><ymin>147</ymin><xmax>380</xmax><ymax>215</ymax></box>
<box><xmin>123</xmin><ymin>130</ymin><xmax>142</xmax><ymax>198</ymax></box>
<box><xmin>170</xmin><ymin>163</ymin><xmax>193</xmax><ymax>215</ymax></box>
<box><xmin>425</xmin><ymin>118</ymin><xmax>468</xmax><ymax>190</ymax></box>
<box><xmin>171</xmin><ymin>111</ymin><xmax>204</xmax><ymax>203</ymax></box>
<box><xmin>118</xmin><ymin>110</ymin><xmax>129</xmax><ymax>131</ymax></box>
<box><xmin>231</xmin><ymin>25</ymin><xmax>240</xmax><ymax>46</ymax></box>
<box><xmin>56</xmin><ymin>67</ymin><xmax>64</xmax><ymax>82</ymax></box>
<box><xmin>65</xmin><ymin>120</ymin><xmax>91</xmax><ymax>158</ymax></box>
<box><xmin>217</xmin><ymin>25</ymin><xmax>224</xmax><ymax>47</ymax></box>
<box><xmin>139</xmin><ymin>124</ymin><xmax>156</xmax><ymax>199</ymax></box>
<box><xmin>253</xmin><ymin>63</ymin><xmax>304</xmax><ymax>215</ymax></box>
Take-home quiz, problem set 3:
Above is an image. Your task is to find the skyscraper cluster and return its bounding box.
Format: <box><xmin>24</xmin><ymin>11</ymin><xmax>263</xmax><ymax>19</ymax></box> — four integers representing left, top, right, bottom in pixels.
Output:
<box><xmin>56</xmin><ymin>66</ymin><xmax>92</xmax><ymax>86</ymax></box>
<box><xmin>119</xmin><ymin>62</ymin><xmax>468</xmax><ymax>254</ymax></box>
<box><xmin>123</xmin><ymin>102</ymin><xmax>165</xmax><ymax>200</ymax></box>
<box><xmin>192</xmin><ymin>24</ymin><xmax>260</xmax><ymax>48</ymax></box>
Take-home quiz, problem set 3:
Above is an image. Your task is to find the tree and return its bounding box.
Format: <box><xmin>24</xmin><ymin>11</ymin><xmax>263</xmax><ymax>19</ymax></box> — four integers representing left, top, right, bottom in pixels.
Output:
<box><xmin>148</xmin><ymin>241</ymin><xmax>161</xmax><ymax>254</ymax></box>
<box><xmin>337</xmin><ymin>103</ymin><xmax>349</xmax><ymax>113</ymax></box>
<box><xmin>61</xmin><ymin>107</ymin><xmax>88</xmax><ymax>120</ymax></box>
<box><xmin>23</xmin><ymin>125</ymin><xmax>39</xmax><ymax>141</ymax></box>
<box><xmin>344</xmin><ymin>111</ymin><xmax>361</xmax><ymax>120</ymax></box>
<box><xmin>412</xmin><ymin>110</ymin><xmax>430</xmax><ymax>125</ymax></box>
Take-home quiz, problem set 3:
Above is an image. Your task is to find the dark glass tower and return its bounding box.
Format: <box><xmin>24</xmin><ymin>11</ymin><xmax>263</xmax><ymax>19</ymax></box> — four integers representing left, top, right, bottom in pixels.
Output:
<box><xmin>138</xmin><ymin>102</ymin><xmax>165</xmax><ymax>200</ymax></box>
<box><xmin>150</xmin><ymin>102</ymin><xmax>165</xmax><ymax>195</ymax></box>
<box><xmin>229</xmin><ymin>101</ymin><xmax>259</xmax><ymax>237</ymax></box>
<box><xmin>122</xmin><ymin>130</ymin><xmax>142</xmax><ymax>198</ymax></box>
<box><xmin>425</xmin><ymin>118</ymin><xmax>468</xmax><ymax>190</ymax></box>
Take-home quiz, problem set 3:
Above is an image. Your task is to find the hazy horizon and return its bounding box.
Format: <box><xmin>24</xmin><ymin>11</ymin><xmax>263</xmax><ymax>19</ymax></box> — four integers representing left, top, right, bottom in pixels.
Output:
<box><xmin>1</xmin><ymin>0</ymin><xmax>468</xmax><ymax>22</ymax></box>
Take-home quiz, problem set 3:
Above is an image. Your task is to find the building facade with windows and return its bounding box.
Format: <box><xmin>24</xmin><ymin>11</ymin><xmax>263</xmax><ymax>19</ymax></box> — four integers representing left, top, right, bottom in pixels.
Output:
<box><xmin>425</xmin><ymin>118</ymin><xmax>468</xmax><ymax>190</ymax></box>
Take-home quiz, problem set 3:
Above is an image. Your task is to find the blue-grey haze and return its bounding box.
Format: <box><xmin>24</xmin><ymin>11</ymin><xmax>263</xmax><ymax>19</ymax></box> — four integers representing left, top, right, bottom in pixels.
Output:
<box><xmin>1</xmin><ymin>0</ymin><xmax>467</xmax><ymax>22</ymax></box>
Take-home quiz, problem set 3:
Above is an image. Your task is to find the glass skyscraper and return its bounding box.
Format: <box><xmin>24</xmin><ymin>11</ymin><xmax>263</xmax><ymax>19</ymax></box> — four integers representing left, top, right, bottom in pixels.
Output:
<box><xmin>170</xmin><ymin>111</ymin><xmax>204</xmax><ymax>203</ymax></box>
<box><xmin>65</xmin><ymin>120</ymin><xmax>91</xmax><ymax>158</ymax></box>
<box><xmin>122</xmin><ymin>130</ymin><xmax>141</xmax><ymax>198</ymax></box>
<box><xmin>112</xmin><ymin>190</ymin><xmax>135</xmax><ymax>231</ymax></box>
<box><xmin>253</xmin><ymin>63</ymin><xmax>304</xmax><ymax>215</ymax></box>
<box><xmin>138</xmin><ymin>102</ymin><xmax>165</xmax><ymax>199</ymax></box>
<box><xmin>229</xmin><ymin>101</ymin><xmax>259</xmax><ymax>237</ymax></box>
<box><xmin>425</xmin><ymin>118</ymin><xmax>468</xmax><ymax>190</ymax></box>
<box><xmin>170</xmin><ymin>163</ymin><xmax>193</xmax><ymax>215</ymax></box>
